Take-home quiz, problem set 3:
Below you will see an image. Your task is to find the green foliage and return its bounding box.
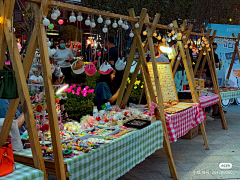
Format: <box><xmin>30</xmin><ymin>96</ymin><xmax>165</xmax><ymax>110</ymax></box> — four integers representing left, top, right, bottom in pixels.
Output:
<box><xmin>85</xmin><ymin>72</ymin><xmax>101</xmax><ymax>89</ymax></box>
<box><xmin>59</xmin><ymin>25</ymin><xmax>82</xmax><ymax>42</ymax></box>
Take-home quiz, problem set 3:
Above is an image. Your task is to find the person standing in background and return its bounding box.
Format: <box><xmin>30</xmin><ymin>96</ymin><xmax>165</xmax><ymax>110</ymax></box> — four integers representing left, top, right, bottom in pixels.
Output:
<box><xmin>54</xmin><ymin>39</ymin><xmax>74</xmax><ymax>84</ymax></box>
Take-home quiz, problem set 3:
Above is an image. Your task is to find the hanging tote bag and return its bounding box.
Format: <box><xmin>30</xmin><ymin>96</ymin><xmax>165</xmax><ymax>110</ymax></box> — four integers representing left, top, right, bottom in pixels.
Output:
<box><xmin>0</xmin><ymin>70</ymin><xmax>18</xmax><ymax>99</ymax></box>
<box><xmin>0</xmin><ymin>144</ymin><xmax>15</xmax><ymax>177</ymax></box>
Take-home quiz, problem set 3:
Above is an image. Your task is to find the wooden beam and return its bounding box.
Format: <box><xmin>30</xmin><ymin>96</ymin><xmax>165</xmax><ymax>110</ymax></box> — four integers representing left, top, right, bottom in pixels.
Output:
<box><xmin>173</xmin><ymin>58</ymin><xmax>180</xmax><ymax>76</ymax></box>
<box><xmin>3</xmin><ymin>18</ymin><xmax>47</xmax><ymax>178</ymax></box>
<box><xmin>0</xmin><ymin>0</ymin><xmax>6</xmax><ymax>69</ymax></box>
<box><xmin>33</xmin><ymin>3</ymin><xmax>66</xmax><ymax>180</ymax></box>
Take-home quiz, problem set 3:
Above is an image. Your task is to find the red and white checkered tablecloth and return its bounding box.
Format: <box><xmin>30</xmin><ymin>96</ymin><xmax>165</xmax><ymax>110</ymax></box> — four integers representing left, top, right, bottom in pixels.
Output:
<box><xmin>165</xmin><ymin>103</ymin><xmax>206</xmax><ymax>143</ymax></box>
<box><xmin>199</xmin><ymin>94</ymin><xmax>219</xmax><ymax>108</ymax></box>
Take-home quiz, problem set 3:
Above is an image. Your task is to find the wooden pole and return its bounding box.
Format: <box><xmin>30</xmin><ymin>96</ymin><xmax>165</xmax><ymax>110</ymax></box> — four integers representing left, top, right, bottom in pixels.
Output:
<box><xmin>3</xmin><ymin>16</ymin><xmax>47</xmax><ymax>180</ymax></box>
<box><xmin>33</xmin><ymin>3</ymin><xmax>66</xmax><ymax>179</ymax></box>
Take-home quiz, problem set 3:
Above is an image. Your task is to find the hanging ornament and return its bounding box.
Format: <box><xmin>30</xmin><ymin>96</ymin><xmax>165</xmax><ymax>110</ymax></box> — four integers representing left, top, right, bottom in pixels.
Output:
<box><xmin>153</xmin><ymin>31</ymin><xmax>157</xmax><ymax>37</ymax></box>
<box><xmin>77</xmin><ymin>12</ymin><xmax>83</xmax><ymax>21</ymax></box>
<box><xmin>202</xmin><ymin>43</ymin><xmax>205</xmax><ymax>47</ymax></box>
<box><xmin>184</xmin><ymin>44</ymin><xmax>188</xmax><ymax>49</ymax></box>
<box><xmin>169</xmin><ymin>23</ymin><xmax>174</xmax><ymax>27</ymax></box>
<box><xmin>124</xmin><ymin>22</ymin><xmax>129</xmax><ymax>30</ymax></box>
<box><xmin>69</xmin><ymin>11</ymin><xmax>76</xmax><ymax>22</ymax></box>
<box><xmin>91</xmin><ymin>19</ymin><xmax>96</xmax><ymax>28</ymax></box>
<box><xmin>203</xmin><ymin>51</ymin><xmax>207</xmax><ymax>55</ymax></box>
<box><xmin>162</xmin><ymin>38</ymin><xmax>166</xmax><ymax>43</ymax></box>
<box><xmin>171</xmin><ymin>29</ymin><xmax>175</xmax><ymax>35</ymax></box>
<box><xmin>121</xmin><ymin>21</ymin><xmax>126</xmax><ymax>29</ymax></box>
<box><xmin>199</xmin><ymin>47</ymin><xmax>202</xmax><ymax>51</ymax></box>
<box><xmin>206</xmin><ymin>44</ymin><xmax>209</xmax><ymax>48</ymax></box>
<box><xmin>112</xmin><ymin>20</ymin><xmax>118</xmax><ymax>28</ymax></box>
<box><xmin>58</xmin><ymin>19</ymin><xmax>64</xmax><ymax>25</ymax></box>
<box><xmin>189</xmin><ymin>45</ymin><xmax>193</xmax><ymax>49</ymax></box>
<box><xmin>204</xmin><ymin>41</ymin><xmax>208</xmax><ymax>45</ymax></box>
<box><xmin>135</xmin><ymin>22</ymin><xmax>139</xmax><ymax>28</ymax></box>
<box><xmin>167</xmin><ymin>38</ymin><xmax>171</xmax><ymax>43</ymax></box>
<box><xmin>198</xmin><ymin>38</ymin><xmax>201</xmax><ymax>42</ymax></box>
<box><xmin>207</xmin><ymin>48</ymin><xmax>211</xmax><ymax>51</ymax></box>
<box><xmin>177</xmin><ymin>57</ymin><xmax>181</xmax><ymax>60</ymax></box>
<box><xmin>43</xmin><ymin>16</ymin><xmax>50</xmax><ymax>26</ymax></box>
<box><xmin>172</xmin><ymin>36</ymin><xmax>176</xmax><ymax>41</ymax></box>
<box><xmin>187</xmin><ymin>40</ymin><xmax>190</xmax><ymax>44</ymax></box>
<box><xmin>105</xmin><ymin>18</ymin><xmax>111</xmax><ymax>25</ymax></box>
<box><xmin>54</xmin><ymin>9</ymin><xmax>61</xmax><ymax>17</ymax></box>
<box><xmin>118</xmin><ymin>17</ymin><xmax>123</xmax><ymax>25</ymax></box>
<box><xmin>85</xmin><ymin>16</ymin><xmax>91</xmax><ymax>26</ymax></box>
<box><xmin>157</xmin><ymin>34</ymin><xmax>161</xmax><ymax>40</ymax></box>
<box><xmin>97</xmin><ymin>15</ymin><xmax>103</xmax><ymax>23</ymax></box>
<box><xmin>51</xmin><ymin>10</ymin><xmax>58</xmax><ymax>20</ymax></box>
<box><xmin>102</xmin><ymin>24</ymin><xmax>108</xmax><ymax>33</ymax></box>
<box><xmin>129</xmin><ymin>30</ymin><xmax>134</xmax><ymax>38</ymax></box>
<box><xmin>143</xmin><ymin>30</ymin><xmax>147</xmax><ymax>36</ymax></box>
<box><xmin>168</xmin><ymin>32</ymin><xmax>172</xmax><ymax>37</ymax></box>
<box><xmin>48</xmin><ymin>24</ymin><xmax>54</xmax><ymax>30</ymax></box>
<box><xmin>202</xmin><ymin>37</ymin><xmax>206</xmax><ymax>41</ymax></box>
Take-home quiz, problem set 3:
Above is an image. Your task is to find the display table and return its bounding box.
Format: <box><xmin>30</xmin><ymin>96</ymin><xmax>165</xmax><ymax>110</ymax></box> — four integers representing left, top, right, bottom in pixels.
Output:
<box><xmin>220</xmin><ymin>90</ymin><xmax>240</xmax><ymax>100</ymax></box>
<box><xmin>199</xmin><ymin>94</ymin><xmax>219</xmax><ymax>108</ymax></box>
<box><xmin>0</xmin><ymin>163</ymin><xmax>44</xmax><ymax>180</ymax></box>
<box><xmin>165</xmin><ymin>104</ymin><xmax>206</xmax><ymax>142</ymax></box>
<box><xmin>14</xmin><ymin>121</ymin><xmax>163</xmax><ymax>180</ymax></box>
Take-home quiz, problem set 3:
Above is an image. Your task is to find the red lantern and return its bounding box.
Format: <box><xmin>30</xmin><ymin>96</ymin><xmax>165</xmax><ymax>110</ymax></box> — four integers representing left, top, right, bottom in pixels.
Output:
<box><xmin>58</xmin><ymin>19</ymin><xmax>64</xmax><ymax>25</ymax></box>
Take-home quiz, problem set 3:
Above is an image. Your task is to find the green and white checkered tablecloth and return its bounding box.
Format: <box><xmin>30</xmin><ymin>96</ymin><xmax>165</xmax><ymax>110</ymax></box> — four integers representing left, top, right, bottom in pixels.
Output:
<box><xmin>15</xmin><ymin>121</ymin><xmax>163</xmax><ymax>180</ymax></box>
<box><xmin>220</xmin><ymin>90</ymin><xmax>240</xmax><ymax>100</ymax></box>
<box><xmin>0</xmin><ymin>163</ymin><xmax>44</xmax><ymax>180</ymax></box>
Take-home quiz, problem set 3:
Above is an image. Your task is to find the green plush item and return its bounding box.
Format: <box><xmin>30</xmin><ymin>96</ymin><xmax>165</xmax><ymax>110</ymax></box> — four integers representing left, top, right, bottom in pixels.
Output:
<box><xmin>62</xmin><ymin>149</ymin><xmax>72</xmax><ymax>155</ymax></box>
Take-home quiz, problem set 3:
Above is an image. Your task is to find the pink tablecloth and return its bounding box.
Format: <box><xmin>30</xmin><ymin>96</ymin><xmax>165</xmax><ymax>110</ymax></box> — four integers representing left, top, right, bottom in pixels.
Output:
<box><xmin>199</xmin><ymin>94</ymin><xmax>219</xmax><ymax>108</ymax></box>
<box><xmin>165</xmin><ymin>103</ymin><xmax>206</xmax><ymax>143</ymax></box>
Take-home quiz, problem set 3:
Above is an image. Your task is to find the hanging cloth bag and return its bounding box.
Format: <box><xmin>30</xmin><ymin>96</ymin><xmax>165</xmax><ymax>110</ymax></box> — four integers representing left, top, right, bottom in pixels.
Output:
<box><xmin>0</xmin><ymin>70</ymin><xmax>18</xmax><ymax>99</ymax></box>
<box><xmin>0</xmin><ymin>144</ymin><xmax>15</xmax><ymax>177</ymax></box>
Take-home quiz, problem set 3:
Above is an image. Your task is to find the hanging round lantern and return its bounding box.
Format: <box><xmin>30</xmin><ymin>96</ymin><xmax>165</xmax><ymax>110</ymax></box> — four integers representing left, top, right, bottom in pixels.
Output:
<box><xmin>102</xmin><ymin>24</ymin><xmax>108</xmax><ymax>33</ymax></box>
<box><xmin>169</xmin><ymin>23</ymin><xmax>174</xmax><ymax>27</ymax></box>
<box><xmin>157</xmin><ymin>34</ymin><xmax>161</xmax><ymax>40</ymax></box>
<box><xmin>112</xmin><ymin>20</ymin><xmax>118</xmax><ymax>28</ymax></box>
<box><xmin>43</xmin><ymin>16</ymin><xmax>50</xmax><ymax>26</ymax></box>
<box><xmin>189</xmin><ymin>45</ymin><xmax>193</xmax><ymax>49</ymax></box>
<box><xmin>168</xmin><ymin>33</ymin><xmax>172</xmax><ymax>37</ymax></box>
<box><xmin>118</xmin><ymin>18</ymin><xmax>123</xmax><ymax>26</ymax></box>
<box><xmin>172</xmin><ymin>36</ymin><xmax>176</xmax><ymax>41</ymax></box>
<box><xmin>69</xmin><ymin>11</ymin><xmax>76</xmax><ymax>22</ymax></box>
<box><xmin>124</xmin><ymin>22</ymin><xmax>129</xmax><ymax>30</ymax></box>
<box><xmin>206</xmin><ymin>44</ymin><xmax>209</xmax><ymax>48</ymax></box>
<box><xmin>199</xmin><ymin>47</ymin><xmax>202</xmax><ymax>51</ymax></box>
<box><xmin>48</xmin><ymin>24</ymin><xmax>54</xmax><ymax>30</ymax></box>
<box><xmin>105</xmin><ymin>18</ymin><xmax>111</xmax><ymax>25</ymax></box>
<box><xmin>167</xmin><ymin>38</ymin><xmax>171</xmax><ymax>43</ymax></box>
<box><xmin>51</xmin><ymin>10</ymin><xmax>58</xmax><ymax>20</ymax></box>
<box><xmin>162</xmin><ymin>38</ymin><xmax>166</xmax><ymax>43</ymax></box>
<box><xmin>77</xmin><ymin>12</ymin><xmax>83</xmax><ymax>21</ymax></box>
<box><xmin>184</xmin><ymin>44</ymin><xmax>188</xmax><ymax>49</ymax></box>
<box><xmin>153</xmin><ymin>31</ymin><xmax>157</xmax><ymax>37</ymax></box>
<box><xmin>129</xmin><ymin>30</ymin><xmax>134</xmax><ymax>37</ymax></box>
<box><xmin>177</xmin><ymin>57</ymin><xmax>181</xmax><ymax>60</ymax></box>
<box><xmin>207</xmin><ymin>48</ymin><xmax>211</xmax><ymax>51</ymax></box>
<box><xmin>135</xmin><ymin>22</ymin><xmax>139</xmax><ymax>28</ymax></box>
<box><xmin>187</xmin><ymin>40</ymin><xmax>190</xmax><ymax>44</ymax></box>
<box><xmin>54</xmin><ymin>9</ymin><xmax>61</xmax><ymax>17</ymax></box>
<box><xmin>58</xmin><ymin>19</ymin><xmax>64</xmax><ymax>25</ymax></box>
<box><xmin>97</xmin><ymin>15</ymin><xmax>103</xmax><ymax>23</ymax></box>
<box><xmin>198</xmin><ymin>38</ymin><xmax>201</xmax><ymax>42</ymax></box>
<box><xmin>91</xmin><ymin>19</ymin><xmax>96</xmax><ymax>28</ymax></box>
<box><xmin>171</xmin><ymin>30</ymin><xmax>175</xmax><ymax>35</ymax></box>
<box><xmin>143</xmin><ymin>30</ymin><xmax>147</xmax><ymax>36</ymax></box>
<box><xmin>203</xmin><ymin>51</ymin><xmax>207</xmax><ymax>55</ymax></box>
<box><xmin>85</xmin><ymin>16</ymin><xmax>91</xmax><ymax>26</ymax></box>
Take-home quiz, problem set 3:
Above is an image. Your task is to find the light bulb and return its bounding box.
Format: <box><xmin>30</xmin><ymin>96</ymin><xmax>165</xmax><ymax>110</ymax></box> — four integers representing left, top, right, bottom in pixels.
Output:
<box><xmin>187</xmin><ymin>40</ymin><xmax>190</xmax><ymax>44</ymax></box>
<box><xmin>135</xmin><ymin>22</ymin><xmax>139</xmax><ymax>28</ymax></box>
<box><xmin>85</xmin><ymin>16</ymin><xmax>91</xmax><ymax>26</ymax></box>
<box><xmin>206</xmin><ymin>44</ymin><xmax>209</xmax><ymax>48</ymax></box>
<box><xmin>202</xmin><ymin>43</ymin><xmax>205</xmax><ymax>47</ymax></box>
<box><xmin>54</xmin><ymin>9</ymin><xmax>61</xmax><ymax>17</ymax></box>
<box><xmin>112</xmin><ymin>20</ymin><xmax>118</xmax><ymax>28</ymax></box>
<box><xmin>199</xmin><ymin>47</ymin><xmax>202</xmax><ymax>51</ymax></box>
<box><xmin>69</xmin><ymin>11</ymin><xmax>76</xmax><ymax>22</ymax></box>
<box><xmin>157</xmin><ymin>35</ymin><xmax>161</xmax><ymax>40</ymax></box>
<box><xmin>168</xmin><ymin>33</ymin><xmax>172</xmax><ymax>37</ymax></box>
<box><xmin>169</xmin><ymin>23</ymin><xmax>173</xmax><ymax>27</ymax></box>
<box><xmin>189</xmin><ymin>45</ymin><xmax>193</xmax><ymax>49</ymax></box>
<box><xmin>143</xmin><ymin>30</ymin><xmax>147</xmax><ymax>36</ymax></box>
<box><xmin>162</xmin><ymin>38</ymin><xmax>166</xmax><ymax>42</ymax></box>
<box><xmin>105</xmin><ymin>18</ymin><xmax>111</xmax><ymax>25</ymax></box>
<box><xmin>97</xmin><ymin>15</ymin><xmax>103</xmax><ymax>23</ymax></box>
<box><xmin>77</xmin><ymin>12</ymin><xmax>83</xmax><ymax>21</ymax></box>
<box><xmin>203</xmin><ymin>51</ymin><xmax>206</xmax><ymax>55</ymax></box>
<box><xmin>153</xmin><ymin>31</ymin><xmax>157</xmax><ymax>37</ymax></box>
<box><xmin>124</xmin><ymin>22</ymin><xmax>129</xmax><ymax>30</ymax></box>
<box><xmin>118</xmin><ymin>18</ymin><xmax>123</xmax><ymax>25</ymax></box>
<box><xmin>198</xmin><ymin>38</ymin><xmax>201</xmax><ymax>42</ymax></box>
<box><xmin>43</xmin><ymin>17</ymin><xmax>50</xmax><ymax>26</ymax></box>
<box><xmin>102</xmin><ymin>24</ymin><xmax>108</xmax><ymax>33</ymax></box>
<box><xmin>202</xmin><ymin>37</ymin><xmax>205</xmax><ymax>41</ymax></box>
<box><xmin>184</xmin><ymin>45</ymin><xmax>188</xmax><ymax>49</ymax></box>
<box><xmin>171</xmin><ymin>30</ymin><xmax>175</xmax><ymax>35</ymax></box>
<box><xmin>208</xmin><ymin>48</ymin><xmax>211</xmax><ymax>51</ymax></box>
<box><xmin>91</xmin><ymin>19</ymin><xmax>96</xmax><ymax>28</ymax></box>
<box><xmin>167</xmin><ymin>38</ymin><xmax>171</xmax><ymax>42</ymax></box>
<box><xmin>51</xmin><ymin>11</ymin><xmax>58</xmax><ymax>20</ymax></box>
<box><xmin>129</xmin><ymin>30</ymin><xmax>134</xmax><ymax>37</ymax></box>
<box><xmin>172</xmin><ymin>36</ymin><xmax>176</xmax><ymax>40</ymax></box>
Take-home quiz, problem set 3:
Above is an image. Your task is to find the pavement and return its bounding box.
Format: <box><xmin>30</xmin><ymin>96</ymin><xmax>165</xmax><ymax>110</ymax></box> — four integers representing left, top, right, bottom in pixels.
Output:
<box><xmin>119</xmin><ymin>105</ymin><xmax>240</xmax><ymax>180</ymax></box>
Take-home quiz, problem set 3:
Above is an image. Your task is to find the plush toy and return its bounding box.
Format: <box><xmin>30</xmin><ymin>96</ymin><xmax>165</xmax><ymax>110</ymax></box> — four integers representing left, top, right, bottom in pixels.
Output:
<box><xmin>85</xmin><ymin>62</ymin><xmax>97</xmax><ymax>76</ymax></box>
<box><xmin>71</xmin><ymin>57</ymin><xmax>85</xmax><ymax>74</ymax></box>
<box><xmin>115</xmin><ymin>57</ymin><xmax>126</xmax><ymax>71</ymax></box>
<box><xmin>99</xmin><ymin>61</ymin><xmax>113</xmax><ymax>75</ymax></box>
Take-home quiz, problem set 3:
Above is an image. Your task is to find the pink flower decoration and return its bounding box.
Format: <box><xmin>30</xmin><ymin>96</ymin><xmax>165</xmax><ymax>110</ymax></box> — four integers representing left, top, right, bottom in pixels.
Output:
<box><xmin>72</xmin><ymin>90</ymin><xmax>75</xmax><ymax>94</ymax></box>
<box><xmin>70</xmin><ymin>86</ymin><xmax>73</xmax><ymax>89</ymax></box>
<box><xmin>77</xmin><ymin>87</ymin><xmax>81</xmax><ymax>92</ymax></box>
<box><xmin>88</xmin><ymin>89</ymin><xmax>94</xmax><ymax>93</ymax></box>
<box><xmin>64</xmin><ymin>88</ymin><xmax>67</xmax><ymax>92</ymax></box>
<box><xmin>67</xmin><ymin>89</ymin><xmax>71</xmax><ymax>93</ymax></box>
<box><xmin>85</xmin><ymin>86</ymin><xmax>89</xmax><ymax>90</ymax></box>
<box><xmin>76</xmin><ymin>92</ymin><xmax>80</xmax><ymax>95</ymax></box>
<box><xmin>73</xmin><ymin>84</ymin><xmax>76</xmax><ymax>88</ymax></box>
<box><xmin>83</xmin><ymin>93</ymin><xmax>87</xmax><ymax>97</ymax></box>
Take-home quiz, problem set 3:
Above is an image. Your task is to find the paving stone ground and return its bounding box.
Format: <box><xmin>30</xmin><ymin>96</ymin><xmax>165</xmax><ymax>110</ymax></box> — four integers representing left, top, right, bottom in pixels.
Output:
<box><xmin>119</xmin><ymin>110</ymin><xmax>240</xmax><ymax>180</ymax></box>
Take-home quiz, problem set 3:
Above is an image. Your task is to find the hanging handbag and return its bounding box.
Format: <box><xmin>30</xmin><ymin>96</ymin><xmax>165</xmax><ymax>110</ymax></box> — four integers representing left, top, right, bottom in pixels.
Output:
<box><xmin>0</xmin><ymin>70</ymin><xmax>18</xmax><ymax>99</ymax></box>
<box><xmin>0</xmin><ymin>144</ymin><xmax>15</xmax><ymax>177</ymax></box>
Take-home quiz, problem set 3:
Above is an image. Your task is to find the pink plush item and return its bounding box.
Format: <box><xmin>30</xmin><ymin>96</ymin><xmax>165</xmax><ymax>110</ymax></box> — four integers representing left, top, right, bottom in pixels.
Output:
<box><xmin>59</xmin><ymin>123</ymin><xmax>64</xmax><ymax>131</ymax></box>
<box><xmin>87</xmin><ymin>116</ymin><xmax>96</xmax><ymax>124</ymax></box>
<box><xmin>99</xmin><ymin>69</ymin><xmax>112</xmax><ymax>75</ymax></box>
<box><xmin>85</xmin><ymin>62</ymin><xmax>97</xmax><ymax>76</ymax></box>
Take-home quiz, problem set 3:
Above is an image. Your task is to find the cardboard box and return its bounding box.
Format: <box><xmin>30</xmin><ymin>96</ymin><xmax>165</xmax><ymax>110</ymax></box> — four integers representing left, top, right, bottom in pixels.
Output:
<box><xmin>181</xmin><ymin>126</ymin><xmax>199</xmax><ymax>139</ymax></box>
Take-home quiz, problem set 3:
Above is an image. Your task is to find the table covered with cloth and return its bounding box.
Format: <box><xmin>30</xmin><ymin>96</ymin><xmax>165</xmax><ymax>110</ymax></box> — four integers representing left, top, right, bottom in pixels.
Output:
<box><xmin>0</xmin><ymin>163</ymin><xmax>44</xmax><ymax>180</ymax></box>
<box><xmin>220</xmin><ymin>90</ymin><xmax>240</xmax><ymax>100</ymax></box>
<box><xmin>199</xmin><ymin>94</ymin><xmax>219</xmax><ymax>108</ymax></box>
<box><xmin>165</xmin><ymin>103</ymin><xmax>206</xmax><ymax>143</ymax></box>
<box><xmin>14</xmin><ymin>121</ymin><xmax>163</xmax><ymax>180</ymax></box>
